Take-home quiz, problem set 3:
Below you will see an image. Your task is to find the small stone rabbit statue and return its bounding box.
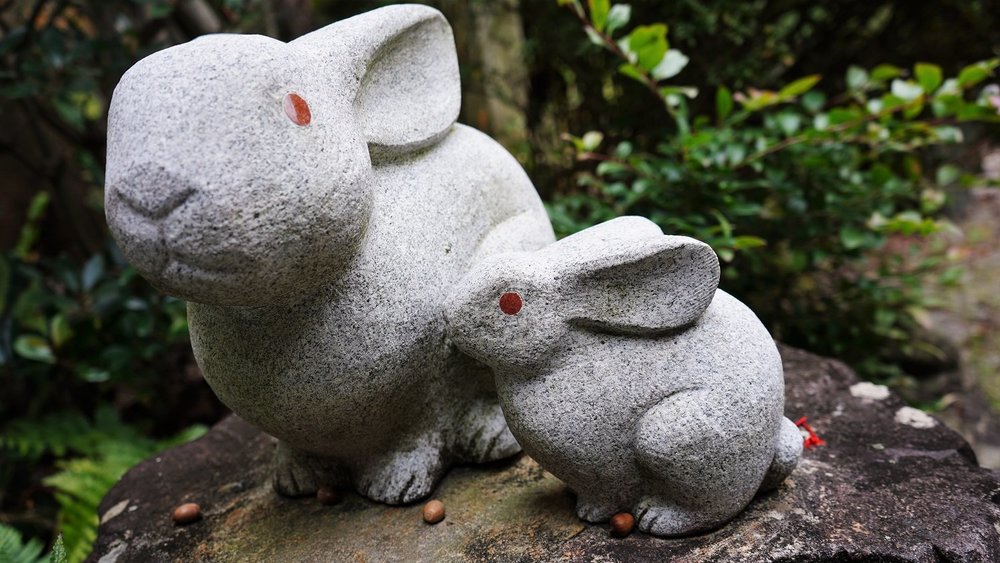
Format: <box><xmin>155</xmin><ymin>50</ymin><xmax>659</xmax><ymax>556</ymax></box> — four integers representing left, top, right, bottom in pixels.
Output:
<box><xmin>446</xmin><ymin>216</ymin><xmax>802</xmax><ymax>536</ymax></box>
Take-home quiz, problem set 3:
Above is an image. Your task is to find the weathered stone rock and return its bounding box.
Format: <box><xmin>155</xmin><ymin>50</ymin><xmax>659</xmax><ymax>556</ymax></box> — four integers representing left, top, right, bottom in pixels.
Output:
<box><xmin>91</xmin><ymin>346</ymin><xmax>1000</xmax><ymax>562</ymax></box>
<box><xmin>446</xmin><ymin>216</ymin><xmax>801</xmax><ymax>536</ymax></box>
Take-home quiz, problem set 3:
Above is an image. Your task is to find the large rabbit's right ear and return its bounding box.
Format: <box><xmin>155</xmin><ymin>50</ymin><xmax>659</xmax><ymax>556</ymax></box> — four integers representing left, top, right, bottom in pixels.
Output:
<box><xmin>292</xmin><ymin>5</ymin><xmax>460</xmax><ymax>158</ymax></box>
<box><xmin>559</xmin><ymin>223</ymin><xmax>720</xmax><ymax>335</ymax></box>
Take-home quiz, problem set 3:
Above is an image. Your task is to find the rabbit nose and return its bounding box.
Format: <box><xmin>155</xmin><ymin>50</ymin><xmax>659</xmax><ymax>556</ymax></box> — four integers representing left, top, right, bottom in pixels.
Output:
<box><xmin>112</xmin><ymin>164</ymin><xmax>195</xmax><ymax>219</ymax></box>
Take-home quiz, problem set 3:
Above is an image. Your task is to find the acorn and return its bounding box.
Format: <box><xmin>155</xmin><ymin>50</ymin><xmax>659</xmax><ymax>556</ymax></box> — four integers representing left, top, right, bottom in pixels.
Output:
<box><xmin>610</xmin><ymin>512</ymin><xmax>635</xmax><ymax>537</ymax></box>
<box><xmin>422</xmin><ymin>499</ymin><xmax>446</xmax><ymax>524</ymax></box>
<box><xmin>171</xmin><ymin>502</ymin><xmax>202</xmax><ymax>525</ymax></box>
<box><xmin>316</xmin><ymin>486</ymin><xmax>340</xmax><ymax>506</ymax></box>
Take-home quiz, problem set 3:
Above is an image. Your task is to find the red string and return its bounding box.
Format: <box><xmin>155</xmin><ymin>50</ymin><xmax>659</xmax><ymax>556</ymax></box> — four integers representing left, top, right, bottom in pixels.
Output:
<box><xmin>795</xmin><ymin>416</ymin><xmax>826</xmax><ymax>449</ymax></box>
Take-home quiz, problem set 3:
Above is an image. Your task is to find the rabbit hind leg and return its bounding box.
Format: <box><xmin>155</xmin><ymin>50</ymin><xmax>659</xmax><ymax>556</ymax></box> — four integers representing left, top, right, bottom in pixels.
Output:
<box><xmin>272</xmin><ymin>441</ymin><xmax>347</xmax><ymax>497</ymax></box>
<box><xmin>633</xmin><ymin>390</ymin><xmax>765</xmax><ymax>535</ymax></box>
<box><xmin>575</xmin><ymin>492</ymin><xmax>629</xmax><ymax>522</ymax></box>
<box><xmin>759</xmin><ymin>416</ymin><xmax>804</xmax><ymax>491</ymax></box>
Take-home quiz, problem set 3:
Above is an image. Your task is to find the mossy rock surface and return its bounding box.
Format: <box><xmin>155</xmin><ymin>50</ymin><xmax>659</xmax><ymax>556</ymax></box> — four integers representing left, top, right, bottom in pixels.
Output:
<box><xmin>91</xmin><ymin>346</ymin><xmax>1000</xmax><ymax>562</ymax></box>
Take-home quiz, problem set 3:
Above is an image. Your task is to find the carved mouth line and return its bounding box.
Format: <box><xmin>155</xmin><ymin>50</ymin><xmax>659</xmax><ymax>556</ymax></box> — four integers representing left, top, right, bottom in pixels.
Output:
<box><xmin>162</xmin><ymin>245</ymin><xmax>250</xmax><ymax>278</ymax></box>
<box><xmin>162</xmin><ymin>256</ymin><xmax>240</xmax><ymax>278</ymax></box>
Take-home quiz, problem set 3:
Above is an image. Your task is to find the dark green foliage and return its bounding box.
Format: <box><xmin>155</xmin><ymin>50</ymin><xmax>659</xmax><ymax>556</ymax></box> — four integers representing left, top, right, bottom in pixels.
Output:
<box><xmin>524</xmin><ymin>0</ymin><xmax>999</xmax><ymax>195</ymax></box>
<box><xmin>1</xmin><ymin>408</ymin><xmax>205</xmax><ymax>561</ymax></box>
<box><xmin>0</xmin><ymin>3</ymin><xmax>271</xmax><ymax>561</ymax></box>
<box><xmin>0</xmin><ymin>212</ymin><xmax>211</xmax><ymax>562</ymax></box>
<box><xmin>551</xmin><ymin>0</ymin><xmax>1000</xmax><ymax>378</ymax></box>
<box><xmin>0</xmin><ymin>523</ymin><xmax>46</xmax><ymax>563</ymax></box>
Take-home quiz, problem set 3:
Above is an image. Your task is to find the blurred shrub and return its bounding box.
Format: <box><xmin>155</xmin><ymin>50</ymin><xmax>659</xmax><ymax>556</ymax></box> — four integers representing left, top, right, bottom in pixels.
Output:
<box><xmin>0</xmin><ymin>2</ymin><xmax>274</xmax><ymax>560</ymax></box>
<box><xmin>0</xmin><ymin>194</ymin><xmax>211</xmax><ymax>561</ymax></box>
<box><xmin>2</xmin><ymin>408</ymin><xmax>204</xmax><ymax>561</ymax></box>
<box><xmin>550</xmin><ymin>0</ymin><xmax>1000</xmax><ymax>377</ymax></box>
<box><xmin>523</xmin><ymin>0</ymin><xmax>999</xmax><ymax>195</ymax></box>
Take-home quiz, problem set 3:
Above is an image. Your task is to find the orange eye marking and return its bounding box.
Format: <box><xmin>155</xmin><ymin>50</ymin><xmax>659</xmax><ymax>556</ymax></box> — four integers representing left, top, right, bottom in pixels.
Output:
<box><xmin>283</xmin><ymin>93</ymin><xmax>311</xmax><ymax>126</ymax></box>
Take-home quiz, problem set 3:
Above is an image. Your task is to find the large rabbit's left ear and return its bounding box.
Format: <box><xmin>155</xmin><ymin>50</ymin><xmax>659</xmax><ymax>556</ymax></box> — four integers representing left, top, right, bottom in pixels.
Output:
<box><xmin>564</xmin><ymin>235</ymin><xmax>720</xmax><ymax>335</ymax></box>
<box><xmin>292</xmin><ymin>5</ymin><xmax>460</xmax><ymax>158</ymax></box>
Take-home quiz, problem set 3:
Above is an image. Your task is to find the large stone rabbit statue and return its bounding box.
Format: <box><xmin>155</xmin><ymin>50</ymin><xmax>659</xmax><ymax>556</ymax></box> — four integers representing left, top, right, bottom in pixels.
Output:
<box><xmin>105</xmin><ymin>4</ymin><xmax>555</xmax><ymax>504</ymax></box>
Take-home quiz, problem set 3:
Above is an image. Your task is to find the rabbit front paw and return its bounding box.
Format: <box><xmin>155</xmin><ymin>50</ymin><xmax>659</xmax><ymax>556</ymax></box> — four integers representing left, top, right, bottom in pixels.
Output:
<box><xmin>354</xmin><ymin>442</ymin><xmax>445</xmax><ymax>504</ymax></box>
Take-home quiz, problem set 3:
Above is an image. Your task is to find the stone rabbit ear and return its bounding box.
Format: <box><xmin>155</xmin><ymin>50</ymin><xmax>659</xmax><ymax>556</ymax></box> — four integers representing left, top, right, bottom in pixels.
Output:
<box><xmin>562</xmin><ymin>229</ymin><xmax>721</xmax><ymax>335</ymax></box>
<box><xmin>292</xmin><ymin>5</ymin><xmax>460</xmax><ymax>158</ymax></box>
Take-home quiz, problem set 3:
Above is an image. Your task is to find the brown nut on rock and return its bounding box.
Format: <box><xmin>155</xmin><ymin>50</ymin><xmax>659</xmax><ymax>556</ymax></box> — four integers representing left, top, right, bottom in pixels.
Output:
<box><xmin>422</xmin><ymin>500</ymin><xmax>445</xmax><ymax>524</ymax></box>
<box><xmin>172</xmin><ymin>503</ymin><xmax>202</xmax><ymax>525</ymax></box>
<box><xmin>610</xmin><ymin>512</ymin><xmax>635</xmax><ymax>537</ymax></box>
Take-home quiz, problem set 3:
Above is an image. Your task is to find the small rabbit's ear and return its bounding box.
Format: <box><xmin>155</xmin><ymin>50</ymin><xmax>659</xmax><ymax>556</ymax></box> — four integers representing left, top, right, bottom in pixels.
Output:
<box><xmin>563</xmin><ymin>233</ymin><xmax>720</xmax><ymax>335</ymax></box>
<box><xmin>293</xmin><ymin>5</ymin><xmax>460</xmax><ymax>158</ymax></box>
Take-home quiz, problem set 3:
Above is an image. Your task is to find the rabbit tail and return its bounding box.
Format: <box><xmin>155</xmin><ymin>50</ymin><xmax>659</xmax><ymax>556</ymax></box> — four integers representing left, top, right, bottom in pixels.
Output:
<box><xmin>759</xmin><ymin>417</ymin><xmax>803</xmax><ymax>492</ymax></box>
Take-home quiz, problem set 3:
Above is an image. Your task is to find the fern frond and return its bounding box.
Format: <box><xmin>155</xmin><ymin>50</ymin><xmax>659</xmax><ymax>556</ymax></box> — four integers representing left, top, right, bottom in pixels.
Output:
<box><xmin>49</xmin><ymin>535</ymin><xmax>67</xmax><ymax>563</ymax></box>
<box><xmin>39</xmin><ymin>414</ymin><xmax>207</xmax><ymax>563</ymax></box>
<box><xmin>0</xmin><ymin>523</ymin><xmax>47</xmax><ymax>563</ymax></box>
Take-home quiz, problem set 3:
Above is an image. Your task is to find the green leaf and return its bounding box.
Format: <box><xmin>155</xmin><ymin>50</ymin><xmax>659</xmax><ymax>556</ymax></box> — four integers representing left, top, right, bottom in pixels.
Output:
<box><xmin>621</xmin><ymin>24</ymin><xmax>668</xmax><ymax>71</ymax></box>
<box><xmin>846</xmin><ymin>66</ymin><xmax>868</xmax><ymax>90</ymax></box>
<box><xmin>617</xmin><ymin>62</ymin><xmax>645</xmax><ymax>84</ymax></box>
<box><xmin>914</xmin><ymin>63</ymin><xmax>942</xmax><ymax>93</ymax></box>
<box><xmin>870</xmin><ymin>64</ymin><xmax>904</xmax><ymax>81</ymax></box>
<box><xmin>732</xmin><ymin>236</ymin><xmax>767</xmax><ymax>250</ymax></box>
<box><xmin>588</xmin><ymin>0</ymin><xmax>610</xmax><ymax>32</ymax></box>
<box><xmin>958</xmin><ymin>65</ymin><xmax>989</xmax><ymax>88</ymax></box>
<box><xmin>890</xmin><ymin>79</ymin><xmax>923</xmax><ymax>101</ymax></box>
<box><xmin>938</xmin><ymin>265</ymin><xmax>964</xmax><ymax>287</ymax></box>
<box><xmin>659</xmin><ymin>85</ymin><xmax>698</xmax><ymax>100</ymax></box>
<box><xmin>716</xmin><ymin>86</ymin><xmax>733</xmax><ymax>121</ymax></box>
<box><xmin>936</xmin><ymin>164</ymin><xmax>960</xmax><ymax>186</ymax></box>
<box><xmin>605</xmin><ymin>4</ymin><xmax>631</xmax><ymax>34</ymax></box>
<box><xmin>50</xmin><ymin>315</ymin><xmax>73</xmax><ymax>349</ymax></box>
<box><xmin>740</xmin><ymin>89</ymin><xmax>782</xmax><ymax>111</ymax></box>
<box><xmin>802</xmin><ymin>91</ymin><xmax>826</xmax><ymax>113</ymax></box>
<box><xmin>596</xmin><ymin>161</ymin><xmax>629</xmax><ymax>176</ymax></box>
<box><xmin>650</xmin><ymin>49</ymin><xmax>689</xmax><ymax>80</ymax></box>
<box><xmin>13</xmin><ymin>335</ymin><xmax>55</xmax><ymax>364</ymax></box>
<box><xmin>776</xmin><ymin>112</ymin><xmax>802</xmax><ymax>135</ymax></box>
<box><xmin>839</xmin><ymin>225</ymin><xmax>869</xmax><ymax>250</ymax></box>
<box><xmin>581</xmin><ymin>131</ymin><xmax>604</xmax><ymax>151</ymax></box>
<box><xmin>15</xmin><ymin>192</ymin><xmax>50</xmax><ymax>259</ymax></box>
<box><xmin>779</xmin><ymin>75</ymin><xmax>821</xmax><ymax>99</ymax></box>
<box><xmin>584</xmin><ymin>26</ymin><xmax>605</xmax><ymax>47</ymax></box>
<box><xmin>81</xmin><ymin>254</ymin><xmax>105</xmax><ymax>293</ymax></box>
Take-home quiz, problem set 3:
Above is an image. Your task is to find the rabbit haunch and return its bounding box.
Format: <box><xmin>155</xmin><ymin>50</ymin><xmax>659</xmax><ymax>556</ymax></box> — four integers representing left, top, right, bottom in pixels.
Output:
<box><xmin>446</xmin><ymin>216</ymin><xmax>802</xmax><ymax>536</ymax></box>
<box><xmin>104</xmin><ymin>5</ymin><xmax>555</xmax><ymax>505</ymax></box>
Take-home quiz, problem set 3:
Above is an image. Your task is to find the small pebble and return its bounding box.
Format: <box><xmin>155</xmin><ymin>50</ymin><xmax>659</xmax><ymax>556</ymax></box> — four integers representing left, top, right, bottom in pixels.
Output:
<box><xmin>422</xmin><ymin>499</ymin><xmax>445</xmax><ymax>524</ymax></box>
<box><xmin>610</xmin><ymin>512</ymin><xmax>635</xmax><ymax>537</ymax></box>
<box><xmin>171</xmin><ymin>502</ymin><xmax>201</xmax><ymax>525</ymax></box>
<box><xmin>316</xmin><ymin>486</ymin><xmax>340</xmax><ymax>505</ymax></box>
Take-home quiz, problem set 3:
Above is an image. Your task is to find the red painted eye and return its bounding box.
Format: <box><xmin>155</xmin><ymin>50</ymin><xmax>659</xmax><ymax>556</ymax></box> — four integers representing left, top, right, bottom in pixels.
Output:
<box><xmin>499</xmin><ymin>292</ymin><xmax>522</xmax><ymax>315</ymax></box>
<box><xmin>283</xmin><ymin>93</ymin><xmax>311</xmax><ymax>126</ymax></box>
